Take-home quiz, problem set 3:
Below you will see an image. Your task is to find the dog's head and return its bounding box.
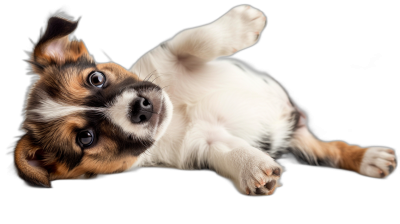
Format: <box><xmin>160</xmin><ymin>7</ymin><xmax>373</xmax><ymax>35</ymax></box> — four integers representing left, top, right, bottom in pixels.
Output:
<box><xmin>15</xmin><ymin>16</ymin><xmax>173</xmax><ymax>187</ymax></box>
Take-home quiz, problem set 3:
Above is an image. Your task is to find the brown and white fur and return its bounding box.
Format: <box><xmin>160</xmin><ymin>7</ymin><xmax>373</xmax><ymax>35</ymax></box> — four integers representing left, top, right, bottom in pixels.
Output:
<box><xmin>15</xmin><ymin>5</ymin><xmax>396</xmax><ymax>195</ymax></box>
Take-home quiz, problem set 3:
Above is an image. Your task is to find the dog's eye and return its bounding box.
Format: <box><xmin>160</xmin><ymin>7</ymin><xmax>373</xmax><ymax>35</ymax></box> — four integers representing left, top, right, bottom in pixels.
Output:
<box><xmin>78</xmin><ymin>130</ymin><xmax>94</xmax><ymax>147</ymax></box>
<box><xmin>89</xmin><ymin>71</ymin><xmax>106</xmax><ymax>87</ymax></box>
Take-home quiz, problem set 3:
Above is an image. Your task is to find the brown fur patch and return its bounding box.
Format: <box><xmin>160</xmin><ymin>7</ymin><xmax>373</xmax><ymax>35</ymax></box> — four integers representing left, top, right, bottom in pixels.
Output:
<box><xmin>31</xmin><ymin>17</ymin><xmax>91</xmax><ymax>70</ymax></box>
<box><xmin>291</xmin><ymin>127</ymin><xmax>368</xmax><ymax>172</ymax></box>
<box><xmin>34</xmin><ymin>39</ymin><xmax>90</xmax><ymax>66</ymax></box>
<box><xmin>331</xmin><ymin>141</ymin><xmax>367</xmax><ymax>172</ymax></box>
<box><xmin>16</xmin><ymin>16</ymin><xmax>154</xmax><ymax>187</ymax></box>
<box><xmin>97</xmin><ymin>63</ymin><xmax>140</xmax><ymax>82</ymax></box>
<box><xmin>61</xmin><ymin>67</ymin><xmax>93</xmax><ymax>103</ymax></box>
<box><xmin>19</xmin><ymin>113</ymin><xmax>139</xmax><ymax>183</ymax></box>
<box><xmin>50</xmin><ymin>151</ymin><xmax>137</xmax><ymax>180</ymax></box>
<box><xmin>15</xmin><ymin>135</ymin><xmax>51</xmax><ymax>187</ymax></box>
<box><xmin>50</xmin><ymin>133</ymin><xmax>137</xmax><ymax>180</ymax></box>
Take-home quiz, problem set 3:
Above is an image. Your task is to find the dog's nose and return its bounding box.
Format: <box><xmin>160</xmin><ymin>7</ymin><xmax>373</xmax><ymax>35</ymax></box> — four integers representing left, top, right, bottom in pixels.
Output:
<box><xmin>130</xmin><ymin>97</ymin><xmax>153</xmax><ymax>123</ymax></box>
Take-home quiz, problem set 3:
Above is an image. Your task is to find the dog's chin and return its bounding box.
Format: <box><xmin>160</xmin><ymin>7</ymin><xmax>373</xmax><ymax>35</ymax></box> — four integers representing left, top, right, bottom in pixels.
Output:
<box><xmin>153</xmin><ymin>91</ymin><xmax>174</xmax><ymax>141</ymax></box>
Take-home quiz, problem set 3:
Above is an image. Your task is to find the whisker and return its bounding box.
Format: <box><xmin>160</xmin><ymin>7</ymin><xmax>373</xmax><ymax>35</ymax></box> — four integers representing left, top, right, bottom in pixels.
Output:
<box><xmin>138</xmin><ymin>137</ymin><xmax>152</xmax><ymax>149</ymax></box>
<box><xmin>144</xmin><ymin>69</ymin><xmax>157</xmax><ymax>82</ymax></box>
<box><xmin>143</xmin><ymin>149</ymin><xmax>153</xmax><ymax>157</ymax></box>
<box><xmin>102</xmin><ymin>50</ymin><xmax>112</xmax><ymax>61</ymax></box>
<box><xmin>138</xmin><ymin>62</ymin><xmax>142</xmax><ymax>80</ymax></box>
<box><xmin>161</xmin><ymin>85</ymin><xmax>170</xmax><ymax>90</ymax></box>
<box><xmin>151</xmin><ymin>75</ymin><xmax>162</xmax><ymax>84</ymax></box>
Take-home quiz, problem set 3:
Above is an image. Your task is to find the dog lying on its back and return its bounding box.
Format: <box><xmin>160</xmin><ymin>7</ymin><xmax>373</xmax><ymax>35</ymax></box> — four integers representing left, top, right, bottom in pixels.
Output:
<box><xmin>15</xmin><ymin>5</ymin><xmax>396</xmax><ymax>194</ymax></box>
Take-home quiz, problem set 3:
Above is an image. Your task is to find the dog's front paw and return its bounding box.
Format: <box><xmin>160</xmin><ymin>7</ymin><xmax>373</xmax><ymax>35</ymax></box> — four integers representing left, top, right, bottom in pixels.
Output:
<box><xmin>359</xmin><ymin>147</ymin><xmax>396</xmax><ymax>178</ymax></box>
<box><xmin>233</xmin><ymin>148</ymin><xmax>281</xmax><ymax>195</ymax></box>
<box><xmin>216</xmin><ymin>5</ymin><xmax>266</xmax><ymax>55</ymax></box>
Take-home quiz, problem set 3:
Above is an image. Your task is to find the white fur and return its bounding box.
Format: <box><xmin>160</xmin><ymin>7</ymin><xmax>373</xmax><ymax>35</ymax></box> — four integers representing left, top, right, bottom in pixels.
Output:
<box><xmin>118</xmin><ymin>5</ymin><xmax>397</xmax><ymax>194</ymax></box>
<box><xmin>153</xmin><ymin>93</ymin><xmax>174</xmax><ymax>141</ymax></box>
<box><xmin>106</xmin><ymin>88</ymin><xmax>174</xmax><ymax>140</ymax></box>
<box><xmin>30</xmin><ymin>96</ymin><xmax>105</xmax><ymax>121</ymax></box>
<box><xmin>360</xmin><ymin>147</ymin><xmax>396</xmax><ymax>177</ymax></box>
<box><xmin>31</xmin><ymin>89</ymin><xmax>172</xmax><ymax>142</ymax></box>
<box><xmin>130</xmin><ymin>6</ymin><xmax>287</xmax><ymax>194</ymax></box>
<box><xmin>106</xmin><ymin>90</ymin><xmax>150</xmax><ymax>138</ymax></box>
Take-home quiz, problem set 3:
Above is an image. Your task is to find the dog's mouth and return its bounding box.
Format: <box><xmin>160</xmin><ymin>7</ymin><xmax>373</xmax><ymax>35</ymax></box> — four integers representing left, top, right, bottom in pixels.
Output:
<box><xmin>138</xmin><ymin>89</ymin><xmax>173</xmax><ymax>141</ymax></box>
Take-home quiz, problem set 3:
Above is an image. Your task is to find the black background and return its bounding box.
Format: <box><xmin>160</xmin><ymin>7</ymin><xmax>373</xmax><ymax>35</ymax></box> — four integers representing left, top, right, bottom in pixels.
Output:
<box><xmin>1</xmin><ymin>1</ymin><xmax>400</xmax><ymax>217</ymax></box>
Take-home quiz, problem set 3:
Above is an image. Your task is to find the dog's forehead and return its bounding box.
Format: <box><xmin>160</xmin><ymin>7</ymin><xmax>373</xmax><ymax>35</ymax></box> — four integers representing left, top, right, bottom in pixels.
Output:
<box><xmin>27</xmin><ymin>61</ymin><xmax>138</xmax><ymax>112</ymax></box>
<box><xmin>96</xmin><ymin>62</ymin><xmax>139</xmax><ymax>81</ymax></box>
<box><xmin>38</xmin><ymin>61</ymin><xmax>138</xmax><ymax>101</ymax></box>
<box><xmin>36</xmin><ymin>61</ymin><xmax>95</xmax><ymax>104</ymax></box>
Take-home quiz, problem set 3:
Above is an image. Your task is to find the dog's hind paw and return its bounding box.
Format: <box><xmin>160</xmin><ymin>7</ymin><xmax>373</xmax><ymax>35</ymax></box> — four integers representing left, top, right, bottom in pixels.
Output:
<box><xmin>359</xmin><ymin>147</ymin><xmax>396</xmax><ymax>178</ymax></box>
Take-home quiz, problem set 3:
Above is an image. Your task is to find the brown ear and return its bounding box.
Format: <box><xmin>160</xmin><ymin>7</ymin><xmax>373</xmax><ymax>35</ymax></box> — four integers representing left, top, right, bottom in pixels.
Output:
<box><xmin>30</xmin><ymin>16</ymin><xmax>89</xmax><ymax>72</ymax></box>
<box><xmin>14</xmin><ymin>134</ymin><xmax>51</xmax><ymax>187</ymax></box>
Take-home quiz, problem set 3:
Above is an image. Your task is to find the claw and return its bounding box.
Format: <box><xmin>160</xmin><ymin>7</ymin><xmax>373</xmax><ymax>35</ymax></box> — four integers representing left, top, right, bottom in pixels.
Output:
<box><xmin>387</xmin><ymin>150</ymin><xmax>395</xmax><ymax>155</ymax></box>
<box><xmin>265</xmin><ymin>180</ymin><xmax>276</xmax><ymax>190</ymax></box>
<box><xmin>388</xmin><ymin>165</ymin><xmax>394</xmax><ymax>173</ymax></box>
<box><xmin>379</xmin><ymin>170</ymin><xmax>385</xmax><ymax>178</ymax></box>
<box><xmin>273</xmin><ymin>169</ymin><xmax>281</xmax><ymax>176</ymax></box>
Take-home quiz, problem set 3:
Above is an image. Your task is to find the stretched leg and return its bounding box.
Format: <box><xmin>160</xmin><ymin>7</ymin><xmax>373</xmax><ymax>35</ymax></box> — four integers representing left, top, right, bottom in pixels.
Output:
<box><xmin>290</xmin><ymin>124</ymin><xmax>397</xmax><ymax>178</ymax></box>
<box><xmin>183</xmin><ymin>123</ymin><xmax>282</xmax><ymax>195</ymax></box>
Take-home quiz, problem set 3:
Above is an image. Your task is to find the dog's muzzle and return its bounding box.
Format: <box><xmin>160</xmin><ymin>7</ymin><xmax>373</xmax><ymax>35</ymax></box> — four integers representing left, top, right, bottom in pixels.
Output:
<box><xmin>106</xmin><ymin>80</ymin><xmax>171</xmax><ymax>140</ymax></box>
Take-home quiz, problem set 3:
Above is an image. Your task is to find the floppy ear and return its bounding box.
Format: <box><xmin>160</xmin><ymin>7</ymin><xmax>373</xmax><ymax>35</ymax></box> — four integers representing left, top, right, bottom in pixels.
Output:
<box><xmin>30</xmin><ymin>16</ymin><xmax>89</xmax><ymax>72</ymax></box>
<box><xmin>14</xmin><ymin>134</ymin><xmax>51</xmax><ymax>187</ymax></box>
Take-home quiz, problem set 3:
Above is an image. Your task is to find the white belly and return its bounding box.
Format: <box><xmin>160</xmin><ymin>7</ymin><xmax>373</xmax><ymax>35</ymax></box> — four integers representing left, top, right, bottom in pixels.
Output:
<box><xmin>143</xmin><ymin>59</ymin><xmax>296</xmax><ymax>167</ymax></box>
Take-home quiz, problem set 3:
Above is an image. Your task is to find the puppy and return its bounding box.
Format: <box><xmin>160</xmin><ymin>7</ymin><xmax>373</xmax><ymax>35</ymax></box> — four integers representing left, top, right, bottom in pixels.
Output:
<box><xmin>15</xmin><ymin>5</ymin><xmax>396</xmax><ymax>195</ymax></box>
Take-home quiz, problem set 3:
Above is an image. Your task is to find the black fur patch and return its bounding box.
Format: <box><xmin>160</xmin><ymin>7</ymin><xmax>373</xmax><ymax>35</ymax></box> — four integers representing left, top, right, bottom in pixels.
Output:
<box><xmin>25</xmin><ymin>121</ymin><xmax>84</xmax><ymax>170</ymax></box>
<box><xmin>290</xmin><ymin>110</ymin><xmax>301</xmax><ymax>132</ymax></box>
<box><xmin>82</xmin><ymin>109</ymin><xmax>154</xmax><ymax>159</ymax></box>
<box><xmin>60</xmin><ymin>56</ymin><xmax>96</xmax><ymax>71</ymax></box>
<box><xmin>259</xmin><ymin>109</ymin><xmax>301</xmax><ymax>159</ymax></box>
<box><xmin>84</xmin><ymin>78</ymin><xmax>135</xmax><ymax>107</ymax></box>
<box><xmin>81</xmin><ymin>81</ymin><xmax>162</xmax><ymax>160</ymax></box>
<box><xmin>38</xmin><ymin>17</ymin><xmax>78</xmax><ymax>46</ymax></box>
<box><xmin>258</xmin><ymin>137</ymin><xmax>272</xmax><ymax>153</ymax></box>
<box><xmin>26</xmin><ymin>56</ymin><xmax>96</xmax><ymax>112</ymax></box>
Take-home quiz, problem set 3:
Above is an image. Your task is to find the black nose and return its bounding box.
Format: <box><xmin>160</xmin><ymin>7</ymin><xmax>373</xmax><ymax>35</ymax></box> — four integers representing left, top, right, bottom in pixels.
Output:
<box><xmin>130</xmin><ymin>97</ymin><xmax>153</xmax><ymax>123</ymax></box>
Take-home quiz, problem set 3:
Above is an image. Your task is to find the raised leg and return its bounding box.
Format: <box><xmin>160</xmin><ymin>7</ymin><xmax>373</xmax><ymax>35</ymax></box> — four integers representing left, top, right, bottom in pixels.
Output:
<box><xmin>166</xmin><ymin>5</ymin><xmax>266</xmax><ymax>64</ymax></box>
<box><xmin>178</xmin><ymin>123</ymin><xmax>281</xmax><ymax>195</ymax></box>
<box><xmin>130</xmin><ymin>5</ymin><xmax>266</xmax><ymax>81</ymax></box>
